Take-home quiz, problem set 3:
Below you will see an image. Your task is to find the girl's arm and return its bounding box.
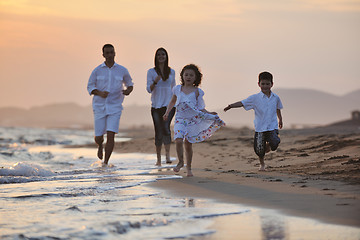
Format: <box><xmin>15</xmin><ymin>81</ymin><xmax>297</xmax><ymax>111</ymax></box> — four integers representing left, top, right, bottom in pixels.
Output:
<box><xmin>277</xmin><ymin>109</ymin><xmax>283</xmax><ymax>129</ymax></box>
<box><xmin>201</xmin><ymin>109</ymin><xmax>217</xmax><ymax>115</ymax></box>
<box><xmin>224</xmin><ymin>101</ymin><xmax>243</xmax><ymax>112</ymax></box>
<box><xmin>196</xmin><ymin>88</ymin><xmax>217</xmax><ymax>114</ymax></box>
<box><xmin>163</xmin><ymin>95</ymin><xmax>177</xmax><ymax>121</ymax></box>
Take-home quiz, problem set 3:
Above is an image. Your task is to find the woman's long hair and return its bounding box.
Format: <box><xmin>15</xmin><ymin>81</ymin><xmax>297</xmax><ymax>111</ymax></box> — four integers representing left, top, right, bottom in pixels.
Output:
<box><xmin>154</xmin><ymin>47</ymin><xmax>171</xmax><ymax>81</ymax></box>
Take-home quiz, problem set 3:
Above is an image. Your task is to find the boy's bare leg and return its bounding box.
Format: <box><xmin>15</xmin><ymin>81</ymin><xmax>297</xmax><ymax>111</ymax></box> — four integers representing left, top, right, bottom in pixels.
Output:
<box><xmin>104</xmin><ymin>131</ymin><xmax>115</xmax><ymax>165</ymax></box>
<box><xmin>174</xmin><ymin>139</ymin><xmax>184</xmax><ymax>172</ymax></box>
<box><xmin>184</xmin><ymin>139</ymin><xmax>193</xmax><ymax>177</ymax></box>
<box><xmin>94</xmin><ymin>135</ymin><xmax>104</xmax><ymax>160</ymax></box>
<box><xmin>265</xmin><ymin>142</ymin><xmax>271</xmax><ymax>153</ymax></box>
<box><xmin>165</xmin><ymin>144</ymin><xmax>171</xmax><ymax>163</ymax></box>
<box><xmin>259</xmin><ymin>156</ymin><xmax>266</xmax><ymax>171</ymax></box>
<box><xmin>155</xmin><ymin>145</ymin><xmax>162</xmax><ymax>166</ymax></box>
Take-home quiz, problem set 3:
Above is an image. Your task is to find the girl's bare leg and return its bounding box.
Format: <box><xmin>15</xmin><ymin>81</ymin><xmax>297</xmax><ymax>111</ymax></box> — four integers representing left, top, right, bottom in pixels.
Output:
<box><xmin>174</xmin><ymin>139</ymin><xmax>184</xmax><ymax>172</ymax></box>
<box><xmin>184</xmin><ymin>139</ymin><xmax>193</xmax><ymax>177</ymax></box>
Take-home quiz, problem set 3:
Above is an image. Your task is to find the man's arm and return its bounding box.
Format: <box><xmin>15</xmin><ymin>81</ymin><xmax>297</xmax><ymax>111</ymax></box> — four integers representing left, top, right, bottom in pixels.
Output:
<box><xmin>91</xmin><ymin>89</ymin><xmax>109</xmax><ymax>98</ymax></box>
<box><xmin>224</xmin><ymin>101</ymin><xmax>244</xmax><ymax>112</ymax></box>
<box><xmin>123</xmin><ymin>69</ymin><xmax>134</xmax><ymax>96</ymax></box>
<box><xmin>122</xmin><ymin>86</ymin><xmax>133</xmax><ymax>96</ymax></box>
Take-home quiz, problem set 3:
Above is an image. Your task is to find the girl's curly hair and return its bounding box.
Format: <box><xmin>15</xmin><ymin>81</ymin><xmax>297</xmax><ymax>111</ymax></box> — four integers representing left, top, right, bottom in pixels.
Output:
<box><xmin>180</xmin><ymin>64</ymin><xmax>202</xmax><ymax>87</ymax></box>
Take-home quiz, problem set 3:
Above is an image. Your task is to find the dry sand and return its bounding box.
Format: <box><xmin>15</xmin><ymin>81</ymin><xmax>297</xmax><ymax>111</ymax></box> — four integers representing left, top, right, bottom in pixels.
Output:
<box><xmin>111</xmin><ymin>125</ymin><xmax>360</xmax><ymax>228</ymax></box>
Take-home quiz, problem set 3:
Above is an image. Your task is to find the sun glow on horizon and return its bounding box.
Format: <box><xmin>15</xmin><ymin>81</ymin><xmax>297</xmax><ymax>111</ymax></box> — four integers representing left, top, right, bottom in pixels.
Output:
<box><xmin>2</xmin><ymin>0</ymin><xmax>358</xmax><ymax>23</ymax></box>
<box><xmin>0</xmin><ymin>0</ymin><xmax>359</xmax><ymax>109</ymax></box>
<box><xmin>0</xmin><ymin>0</ymin><xmax>246</xmax><ymax>22</ymax></box>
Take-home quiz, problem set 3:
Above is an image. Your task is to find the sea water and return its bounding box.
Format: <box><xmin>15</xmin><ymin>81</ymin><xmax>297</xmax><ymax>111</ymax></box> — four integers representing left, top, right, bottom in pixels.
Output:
<box><xmin>0</xmin><ymin>127</ymin><xmax>359</xmax><ymax>240</ymax></box>
<box><xmin>0</xmin><ymin>127</ymin><xmax>249</xmax><ymax>239</ymax></box>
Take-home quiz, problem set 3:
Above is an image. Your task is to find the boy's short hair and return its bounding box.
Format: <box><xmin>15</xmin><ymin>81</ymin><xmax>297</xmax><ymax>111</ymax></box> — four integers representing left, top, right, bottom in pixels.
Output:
<box><xmin>258</xmin><ymin>72</ymin><xmax>273</xmax><ymax>83</ymax></box>
<box><xmin>102</xmin><ymin>44</ymin><xmax>114</xmax><ymax>53</ymax></box>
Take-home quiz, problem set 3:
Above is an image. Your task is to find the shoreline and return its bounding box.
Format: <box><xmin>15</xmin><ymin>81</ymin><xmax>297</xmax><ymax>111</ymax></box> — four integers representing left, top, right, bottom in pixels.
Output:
<box><xmin>112</xmin><ymin>125</ymin><xmax>360</xmax><ymax>228</ymax></box>
<box><xmin>148</xmin><ymin>173</ymin><xmax>360</xmax><ymax>227</ymax></box>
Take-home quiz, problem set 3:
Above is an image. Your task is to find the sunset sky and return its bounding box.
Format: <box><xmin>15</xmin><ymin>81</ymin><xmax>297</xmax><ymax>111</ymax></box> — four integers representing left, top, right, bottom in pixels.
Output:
<box><xmin>0</xmin><ymin>0</ymin><xmax>359</xmax><ymax>109</ymax></box>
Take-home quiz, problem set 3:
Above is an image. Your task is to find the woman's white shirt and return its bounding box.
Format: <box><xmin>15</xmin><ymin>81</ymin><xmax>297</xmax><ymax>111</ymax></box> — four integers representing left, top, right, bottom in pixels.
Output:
<box><xmin>146</xmin><ymin>68</ymin><xmax>176</xmax><ymax>108</ymax></box>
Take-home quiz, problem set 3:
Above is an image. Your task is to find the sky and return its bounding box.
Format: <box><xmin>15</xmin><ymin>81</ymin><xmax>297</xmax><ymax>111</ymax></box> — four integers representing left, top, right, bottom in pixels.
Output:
<box><xmin>0</xmin><ymin>0</ymin><xmax>359</xmax><ymax>109</ymax></box>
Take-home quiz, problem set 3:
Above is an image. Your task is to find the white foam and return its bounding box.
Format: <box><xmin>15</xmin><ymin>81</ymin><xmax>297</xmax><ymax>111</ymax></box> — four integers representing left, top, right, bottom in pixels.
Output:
<box><xmin>0</xmin><ymin>162</ymin><xmax>55</xmax><ymax>177</ymax></box>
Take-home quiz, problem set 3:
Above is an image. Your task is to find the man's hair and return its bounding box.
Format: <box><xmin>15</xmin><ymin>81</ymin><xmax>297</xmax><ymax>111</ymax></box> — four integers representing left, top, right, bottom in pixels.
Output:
<box><xmin>102</xmin><ymin>44</ymin><xmax>114</xmax><ymax>53</ymax></box>
<box><xmin>180</xmin><ymin>64</ymin><xmax>202</xmax><ymax>87</ymax></box>
<box><xmin>258</xmin><ymin>71</ymin><xmax>273</xmax><ymax>83</ymax></box>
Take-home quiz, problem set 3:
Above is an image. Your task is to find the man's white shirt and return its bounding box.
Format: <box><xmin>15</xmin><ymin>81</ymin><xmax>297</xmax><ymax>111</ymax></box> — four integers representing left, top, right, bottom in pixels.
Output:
<box><xmin>87</xmin><ymin>62</ymin><xmax>133</xmax><ymax>116</ymax></box>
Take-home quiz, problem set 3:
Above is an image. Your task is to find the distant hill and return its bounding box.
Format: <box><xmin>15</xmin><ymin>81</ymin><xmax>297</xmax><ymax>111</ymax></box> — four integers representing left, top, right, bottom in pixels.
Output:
<box><xmin>272</xmin><ymin>88</ymin><xmax>360</xmax><ymax>127</ymax></box>
<box><xmin>0</xmin><ymin>103</ymin><xmax>94</xmax><ymax>129</ymax></box>
<box><xmin>343</xmin><ymin>89</ymin><xmax>360</xmax><ymax>102</ymax></box>
<box><xmin>214</xmin><ymin>88</ymin><xmax>360</xmax><ymax>128</ymax></box>
<box><xmin>0</xmin><ymin>103</ymin><xmax>152</xmax><ymax>129</ymax></box>
<box><xmin>0</xmin><ymin>88</ymin><xmax>359</xmax><ymax>129</ymax></box>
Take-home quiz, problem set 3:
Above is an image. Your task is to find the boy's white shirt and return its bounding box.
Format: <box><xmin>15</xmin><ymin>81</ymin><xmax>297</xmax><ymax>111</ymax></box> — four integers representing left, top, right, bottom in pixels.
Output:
<box><xmin>241</xmin><ymin>91</ymin><xmax>283</xmax><ymax>132</ymax></box>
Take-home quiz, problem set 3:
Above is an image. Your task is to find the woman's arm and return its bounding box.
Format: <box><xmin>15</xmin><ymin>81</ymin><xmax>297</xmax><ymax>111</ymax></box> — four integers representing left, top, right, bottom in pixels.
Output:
<box><xmin>149</xmin><ymin>75</ymin><xmax>161</xmax><ymax>92</ymax></box>
<box><xmin>147</xmin><ymin>69</ymin><xmax>161</xmax><ymax>93</ymax></box>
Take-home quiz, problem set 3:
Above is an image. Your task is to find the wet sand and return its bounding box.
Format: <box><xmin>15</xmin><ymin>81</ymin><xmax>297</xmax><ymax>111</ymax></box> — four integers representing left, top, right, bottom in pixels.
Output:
<box><xmin>112</xmin><ymin>125</ymin><xmax>360</xmax><ymax>228</ymax></box>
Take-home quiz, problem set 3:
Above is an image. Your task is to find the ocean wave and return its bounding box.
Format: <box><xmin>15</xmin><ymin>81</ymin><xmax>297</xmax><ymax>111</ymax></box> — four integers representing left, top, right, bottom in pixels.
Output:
<box><xmin>0</xmin><ymin>162</ymin><xmax>55</xmax><ymax>177</ymax></box>
<box><xmin>192</xmin><ymin>210</ymin><xmax>251</xmax><ymax>219</ymax></box>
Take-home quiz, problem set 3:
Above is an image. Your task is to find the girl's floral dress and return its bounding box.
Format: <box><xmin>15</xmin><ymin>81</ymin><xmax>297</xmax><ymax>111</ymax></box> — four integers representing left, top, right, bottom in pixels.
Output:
<box><xmin>172</xmin><ymin>85</ymin><xmax>225</xmax><ymax>143</ymax></box>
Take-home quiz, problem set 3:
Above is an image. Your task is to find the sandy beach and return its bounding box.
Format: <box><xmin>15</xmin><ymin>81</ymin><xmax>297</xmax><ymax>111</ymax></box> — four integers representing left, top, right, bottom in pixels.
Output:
<box><xmin>112</xmin><ymin>124</ymin><xmax>360</xmax><ymax>229</ymax></box>
<box><xmin>1</xmin><ymin>125</ymin><xmax>359</xmax><ymax>239</ymax></box>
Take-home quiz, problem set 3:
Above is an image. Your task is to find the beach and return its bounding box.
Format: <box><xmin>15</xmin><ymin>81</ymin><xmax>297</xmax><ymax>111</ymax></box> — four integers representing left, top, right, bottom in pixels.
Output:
<box><xmin>2</xmin><ymin>127</ymin><xmax>253</xmax><ymax>239</ymax></box>
<box><xmin>1</xmin><ymin>125</ymin><xmax>359</xmax><ymax>239</ymax></box>
<box><xmin>114</xmin><ymin>125</ymin><xmax>360</xmax><ymax>229</ymax></box>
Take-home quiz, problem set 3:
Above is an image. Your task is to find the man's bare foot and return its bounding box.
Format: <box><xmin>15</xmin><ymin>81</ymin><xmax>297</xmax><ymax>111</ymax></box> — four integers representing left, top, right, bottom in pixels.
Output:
<box><xmin>173</xmin><ymin>162</ymin><xmax>184</xmax><ymax>172</ymax></box>
<box><xmin>265</xmin><ymin>142</ymin><xmax>271</xmax><ymax>153</ymax></box>
<box><xmin>258</xmin><ymin>164</ymin><xmax>266</xmax><ymax>171</ymax></box>
<box><xmin>187</xmin><ymin>169</ymin><xmax>193</xmax><ymax>177</ymax></box>
<box><xmin>97</xmin><ymin>144</ymin><xmax>103</xmax><ymax>160</ymax></box>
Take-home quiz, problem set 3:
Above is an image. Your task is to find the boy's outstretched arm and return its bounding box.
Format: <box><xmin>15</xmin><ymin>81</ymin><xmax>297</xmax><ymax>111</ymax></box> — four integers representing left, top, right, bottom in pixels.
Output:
<box><xmin>277</xmin><ymin>109</ymin><xmax>283</xmax><ymax>129</ymax></box>
<box><xmin>224</xmin><ymin>101</ymin><xmax>243</xmax><ymax>112</ymax></box>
